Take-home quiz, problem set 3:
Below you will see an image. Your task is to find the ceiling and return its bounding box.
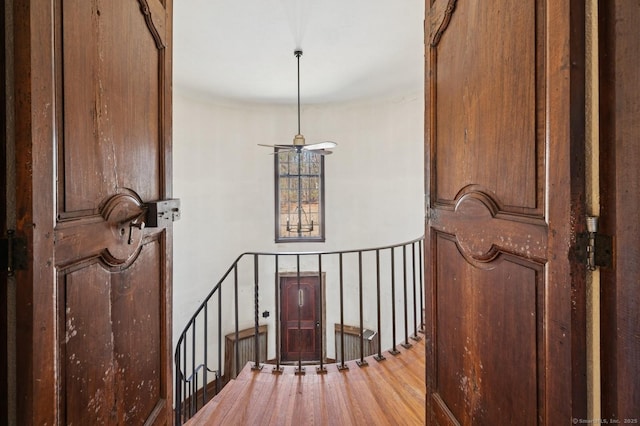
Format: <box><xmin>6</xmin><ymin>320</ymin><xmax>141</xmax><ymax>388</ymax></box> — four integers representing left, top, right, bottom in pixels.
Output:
<box><xmin>173</xmin><ymin>0</ymin><xmax>425</xmax><ymax>104</ymax></box>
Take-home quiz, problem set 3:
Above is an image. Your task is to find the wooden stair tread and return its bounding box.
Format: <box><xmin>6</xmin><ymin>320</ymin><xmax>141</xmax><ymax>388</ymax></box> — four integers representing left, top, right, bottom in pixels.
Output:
<box><xmin>185</xmin><ymin>337</ymin><xmax>425</xmax><ymax>425</ymax></box>
<box><xmin>183</xmin><ymin>378</ymin><xmax>239</xmax><ymax>422</ymax></box>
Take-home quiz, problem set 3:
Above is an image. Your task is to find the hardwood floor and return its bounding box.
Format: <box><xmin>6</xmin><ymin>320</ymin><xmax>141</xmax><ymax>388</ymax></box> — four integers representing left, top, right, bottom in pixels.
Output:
<box><xmin>185</xmin><ymin>337</ymin><xmax>426</xmax><ymax>425</ymax></box>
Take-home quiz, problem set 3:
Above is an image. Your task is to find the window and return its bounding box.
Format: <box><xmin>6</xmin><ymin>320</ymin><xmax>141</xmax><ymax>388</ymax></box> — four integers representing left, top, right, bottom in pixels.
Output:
<box><xmin>275</xmin><ymin>149</ymin><xmax>325</xmax><ymax>242</ymax></box>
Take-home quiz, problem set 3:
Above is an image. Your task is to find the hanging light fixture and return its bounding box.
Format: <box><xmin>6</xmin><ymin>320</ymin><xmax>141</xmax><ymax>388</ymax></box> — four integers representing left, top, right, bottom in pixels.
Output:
<box><xmin>258</xmin><ymin>49</ymin><xmax>337</xmax><ymax>154</ymax></box>
<box><xmin>260</xmin><ymin>49</ymin><xmax>336</xmax><ymax>241</ymax></box>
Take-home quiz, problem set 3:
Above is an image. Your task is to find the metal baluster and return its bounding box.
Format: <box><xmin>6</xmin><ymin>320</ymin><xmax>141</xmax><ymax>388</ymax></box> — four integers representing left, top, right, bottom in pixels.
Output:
<box><xmin>234</xmin><ymin>264</ymin><xmax>240</xmax><ymax>377</ymax></box>
<box><xmin>187</xmin><ymin>381</ymin><xmax>192</xmax><ymax>420</ymax></box>
<box><xmin>402</xmin><ymin>244</ymin><xmax>412</xmax><ymax>349</ymax></box>
<box><xmin>273</xmin><ymin>255</ymin><xmax>283</xmax><ymax>374</ymax></box>
<box><xmin>252</xmin><ymin>254</ymin><xmax>263</xmax><ymax>370</ymax></box>
<box><xmin>390</xmin><ymin>248</ymin><xmax>400</xmax><ymax>355</ymax></box>
<box><xmin>175</xmin><ymin>347</ymin><xmax>182</xmax><ymax>425</ymax></box>
<box><xmin>182</xmin><ymin>333</ymin><xmax>188</xmax><ymax>417</ymax></box>
<box><xmin>317</xmin><ymin>253</ymin><xmax>327</xmax><ymax>373</ymax></box>
<box><xmin>203</xmin><ymin>302</ymin><xmax>208</xmax><ymax>407</ymax></box>
<box><xmin>191</xmin><ymin>321</ymin><xmax>197</xmax><ymax>415</ymax></box>
<box><xmin>357</xmin><ymin>251</ymin><xmax>368</xmax><ymax>367</ymax></box>
<box><xmin>338</xmin><ymin>253</ymin><xmax>349</xmax><ymax>370</ymax></box>
<box><xmin>419</xmin><ymin>239</ymin><xmax>425</xmax><ymax>332</ymax></box>
<box><xmin>217</xmin><ymin>280</ymin><xmax>222</xmax><ymax>394</ymax></box>
<box><xmin>411</xmin><ymin>242</ymin><xmax>421</xmax><ymax>341</ymax></box>
<box><xmin>374</xmin><ymin>249</ymin><xmax>385</xmax><ymax>361</ymax></box>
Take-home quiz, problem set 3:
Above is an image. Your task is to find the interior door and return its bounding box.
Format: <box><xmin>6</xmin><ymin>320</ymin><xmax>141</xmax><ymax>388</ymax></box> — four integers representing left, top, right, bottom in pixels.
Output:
<box><xmin>13</xmin><ymin>1</ymin><xmax>174</xmax><ymax>424</ymax></box>
<box><xmin>599</xmin><ymin>0</ymin><xmax>640</xmax><ymax>419</ymax></box>
<box><xmin>281</xmin><ymin>275</ymin><xmax>321</xmax><ymax>362</ymax></box>
<box><xmin>425</xmin><ymin>1</ymin><xmax>586</xmax><ymax>424</ymax></box>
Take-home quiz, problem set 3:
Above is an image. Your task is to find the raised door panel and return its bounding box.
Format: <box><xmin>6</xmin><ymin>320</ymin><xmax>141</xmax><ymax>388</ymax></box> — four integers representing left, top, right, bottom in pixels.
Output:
<box><xmin>63</xmin><ymin>264</ymin><xmax>115</xmax><ymax>424</ymax></box>
<box><xmin>63</xmin><ymin>254</ymin><xmax>164</xmax><ymax>424</ymax></box>
<box><xmin>425</xmin><ymin>0</ymin><xmax>585</xmax><ymax>424</ymax></box>
<box><xmin>59</xmin><ymin>0</ymin><xmax>163</xmax><ymax>215</ymax></box>
<box><xmin>433</xmin><ymin>0</ymin><xmax>540</xmax><ymax>212</ymax></box>
<box><xmin>433</xmin><ymin>236</ymin><xmax>541</xmax><ymax>425</ymax></box>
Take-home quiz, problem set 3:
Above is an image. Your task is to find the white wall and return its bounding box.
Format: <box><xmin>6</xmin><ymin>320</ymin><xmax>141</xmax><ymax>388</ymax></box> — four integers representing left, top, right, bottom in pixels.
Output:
<box><xmin>172</xmin><ymin>89</ymin><xmax>424</xmax><ymax>366</ymax></box>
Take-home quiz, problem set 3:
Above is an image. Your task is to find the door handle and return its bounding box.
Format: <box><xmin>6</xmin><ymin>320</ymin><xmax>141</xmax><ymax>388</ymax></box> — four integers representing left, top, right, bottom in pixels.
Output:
<box><xmin>128</xmin><ymin>219</ymin><xmax>145</xmax><ymax>245</ymax></box>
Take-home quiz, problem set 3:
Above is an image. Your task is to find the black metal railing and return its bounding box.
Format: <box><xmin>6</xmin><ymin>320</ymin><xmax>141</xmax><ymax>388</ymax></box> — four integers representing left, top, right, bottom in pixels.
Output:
<box><xmin>174</xmin><ymin>236</ymin><xmax>424</xmax><ymax>425</ymax></box>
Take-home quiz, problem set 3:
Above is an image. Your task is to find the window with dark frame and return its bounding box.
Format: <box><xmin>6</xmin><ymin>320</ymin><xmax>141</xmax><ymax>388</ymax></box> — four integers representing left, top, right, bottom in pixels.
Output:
<box><xmin>275</xmin><ymin>148</ymin><xmax>325</xmax><ymax>242</ymax></box>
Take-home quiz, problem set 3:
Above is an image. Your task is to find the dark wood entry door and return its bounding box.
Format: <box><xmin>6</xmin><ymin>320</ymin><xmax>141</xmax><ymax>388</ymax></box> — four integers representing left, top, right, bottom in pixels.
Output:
<box><xmin>12</xmin><ymin>1</ymin><xmax>174</xmax><ymax>424</ymax></box>
<box><xmin>281</xmin><ymin>276</ymin><xmax>321</xmax><ymax>362</ymax></box>
<box><xmin>425</xmin><ymin>1</ymin><xmax>586</xmax><ymax>424</ymax></box>
<box><xmin>599</xmin><ymin>0</ymin><xmax>640</xmax><ymax>418</ymax></box>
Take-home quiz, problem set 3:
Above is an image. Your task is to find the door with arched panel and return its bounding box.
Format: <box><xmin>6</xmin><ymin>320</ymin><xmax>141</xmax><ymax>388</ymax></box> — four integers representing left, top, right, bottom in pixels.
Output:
<box><xmin>13</xmin><ymin>1</ymin><xmax>176</xmax><ymax>424</ymax></box>
<box><xmin>425</xmin><ymin>1</ymin><xmax>587</xmax><ymax>424</ymax></box>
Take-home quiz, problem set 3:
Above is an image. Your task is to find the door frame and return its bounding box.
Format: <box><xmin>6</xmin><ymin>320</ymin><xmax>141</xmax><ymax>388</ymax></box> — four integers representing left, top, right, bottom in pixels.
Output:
<box><xmin>1</xmin><ymin>0</ymin><xmax>9</xmax><ymax>421</ymax></box>
<box><xmin>12</xmin><ymin>1</ymin><xmax>58</xmax><ymax>422</ymax></box>
<box><xmin>598</xmin><ymin>0</ymin><xmax>640</xmax><ymax>418</ymax></box>
<box><xmin>278</xmin><ymin>272</ymin><xmax>326</xmax><ymax>363</ymax></box>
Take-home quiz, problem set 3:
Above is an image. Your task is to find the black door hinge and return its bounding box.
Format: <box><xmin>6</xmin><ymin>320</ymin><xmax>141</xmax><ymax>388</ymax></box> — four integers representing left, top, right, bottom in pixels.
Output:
<box><xmin>1</xmin><ymin>230</ymin><xmax>28</xmax><ymax>276</ymax></box>
<box><xmin>576</xmin><ymin>217</ymin><xmax>613</xmax><ymax>270</ymax></box>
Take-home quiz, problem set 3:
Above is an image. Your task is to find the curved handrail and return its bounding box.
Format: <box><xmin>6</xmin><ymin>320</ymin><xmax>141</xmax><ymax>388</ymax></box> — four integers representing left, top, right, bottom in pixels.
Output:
<box><xmin>174</xmin><ymin>236</ymin><xmax>424</xmax><ymax>356</ymax></box>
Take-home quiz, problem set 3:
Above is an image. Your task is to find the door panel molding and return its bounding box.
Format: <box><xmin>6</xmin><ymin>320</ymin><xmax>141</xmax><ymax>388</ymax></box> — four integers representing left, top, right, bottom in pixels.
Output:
<box><xmin>431</xmin><ymin>190</ymin><xmax>548</xmax><ymax>267</ymax></box>
<box><xmin>137</xmin><ymin>0</ymin><xmax>167</xmax><ymax>49</ymax></box>
<box><xmin>429</xmin><ymin>0</ymin><xmax>458</xmax><ymax>47</ymax></box>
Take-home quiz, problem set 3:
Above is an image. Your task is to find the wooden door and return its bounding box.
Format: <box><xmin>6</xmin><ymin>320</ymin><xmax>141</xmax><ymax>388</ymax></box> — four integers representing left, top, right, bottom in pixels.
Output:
<box><xmin>425</xmin><ymin>1</ymin><xmax>586</xmax><ymax>424</ymax></box>
<box><xmin>281</xmin><ymin>276</ymin><xmax>321</xmax><ymax>362</ymax></box>
<box><xmin>12</xmin><ymin>1</ymin><xmax>174</xmax><ymax>424</ymax></box>
<box><xmin>599</xmin><ymin>0</ymin><xmax>640</xmax><ymax>419</ymax></box>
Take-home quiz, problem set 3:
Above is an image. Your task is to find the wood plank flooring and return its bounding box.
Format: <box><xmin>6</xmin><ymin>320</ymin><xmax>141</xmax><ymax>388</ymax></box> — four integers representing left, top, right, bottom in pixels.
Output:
<box><xmin>185</xmin><ymin>338</ymin><xmax>425</xmax><ymax>425</ymax></box>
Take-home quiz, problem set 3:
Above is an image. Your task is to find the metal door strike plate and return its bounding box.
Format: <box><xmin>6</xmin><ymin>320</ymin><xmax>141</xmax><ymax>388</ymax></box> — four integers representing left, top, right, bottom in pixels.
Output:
<box><xmin>146</xmin><ymin>199</ymin><xmax>181</xmax><ymax>227</ymax></box>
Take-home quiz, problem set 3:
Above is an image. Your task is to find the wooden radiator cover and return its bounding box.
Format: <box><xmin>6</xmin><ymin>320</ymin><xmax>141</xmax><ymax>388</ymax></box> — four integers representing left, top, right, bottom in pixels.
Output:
<box><xmin>224</xmin><ymin>325</ymin><xmax>268</xmax><ymax>381</ymax></box>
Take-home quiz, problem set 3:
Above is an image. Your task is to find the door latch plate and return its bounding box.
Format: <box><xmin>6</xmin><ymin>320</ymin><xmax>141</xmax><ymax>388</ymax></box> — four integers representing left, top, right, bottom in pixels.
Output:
<box><xmin>145</xmin><ymin>199</ymin><xmax>181</xmax><ymax>227</ymax></box>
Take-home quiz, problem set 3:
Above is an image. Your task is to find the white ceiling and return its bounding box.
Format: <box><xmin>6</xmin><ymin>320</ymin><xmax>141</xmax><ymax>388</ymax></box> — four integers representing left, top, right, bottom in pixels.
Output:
<box><xmin>173</xmin><ymin>0</ymin><xmax>425</xmax><ymax>104</ymax></box>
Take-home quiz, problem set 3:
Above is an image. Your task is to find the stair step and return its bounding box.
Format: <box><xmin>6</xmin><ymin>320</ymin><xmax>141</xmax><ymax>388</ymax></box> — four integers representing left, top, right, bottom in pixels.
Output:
<box><xmin>184</xmin><ymin>378</ymin><xmax>240</xmax><ymax>424</ymax></box>
<box><xmin>184</xmin><ymin>339</ymin><xmax>425</xmax><ymax>425</ymax></box>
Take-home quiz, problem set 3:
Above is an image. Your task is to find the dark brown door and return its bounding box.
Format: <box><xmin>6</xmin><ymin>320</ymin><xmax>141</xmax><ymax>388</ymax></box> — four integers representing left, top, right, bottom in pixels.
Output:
<box><xmin>12</xmin><ymin>1</ymin><xmax>174</xmax><ymax>424</ymax></box>
<box><xmin>425</xmin><ymin>1</ymin><xmax>586</xmax><ymax>424</ymax></box>
<box><xmin>599</xmin><ymin>0</ymin><xmax>640</xmax><ymax>419</ymax></box>
<box><xmin>281</xmin><ymin>276</ymin><xmax>321</xmax><ymax>362</ymax></box>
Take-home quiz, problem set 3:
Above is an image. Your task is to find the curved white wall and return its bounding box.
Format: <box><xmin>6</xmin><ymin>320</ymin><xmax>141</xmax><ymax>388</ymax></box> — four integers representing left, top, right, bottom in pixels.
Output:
<box><xmin>172</xmin><ymin>89</ymin><xmax>424</xmax><ymax>362</ymax></box>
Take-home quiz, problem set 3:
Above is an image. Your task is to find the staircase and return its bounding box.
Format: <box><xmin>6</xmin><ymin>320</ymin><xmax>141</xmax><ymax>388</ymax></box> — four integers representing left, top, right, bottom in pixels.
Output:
<box><xmin>175</xmin><ymin>237</ymin><xmax>425</xmax><ymax>424</ymax></box>
<box><xmin>185</xmin><ymin>337</ymin><xmax>425</xmax><ymax>425</ymax></box>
